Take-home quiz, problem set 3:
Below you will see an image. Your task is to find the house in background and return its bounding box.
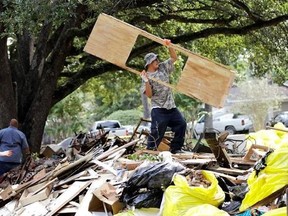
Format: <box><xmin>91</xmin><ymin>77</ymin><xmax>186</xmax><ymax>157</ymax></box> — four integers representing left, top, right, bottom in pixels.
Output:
<box><xmin>281</xmin><ymin>81</ymin><xmax>288</xmax><ymax>111</ymax></box>
<box><xmin>222</xmin><ymin>82</ymin><xmax>288</xmax><ymax>122</ymax></box>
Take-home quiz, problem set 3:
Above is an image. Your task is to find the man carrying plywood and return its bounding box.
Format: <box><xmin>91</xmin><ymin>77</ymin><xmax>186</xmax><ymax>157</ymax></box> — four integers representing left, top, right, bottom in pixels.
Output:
<box><xmin>140</xmin><ymin>39</ymin><xmax>186</xmax><ymax>154</ymax></box>
<box><xmin>84</xmin><ymin>13</ymin><xmax>235</xmax><ymax>108</ymax></box>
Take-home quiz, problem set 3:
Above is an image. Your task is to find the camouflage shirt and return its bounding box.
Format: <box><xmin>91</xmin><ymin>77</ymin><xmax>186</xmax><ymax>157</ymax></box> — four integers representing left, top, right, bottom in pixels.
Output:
<box><xmin>141</xmin><ymin>58</ymin><xmax>176</xmax><ymax>109</ymax></box>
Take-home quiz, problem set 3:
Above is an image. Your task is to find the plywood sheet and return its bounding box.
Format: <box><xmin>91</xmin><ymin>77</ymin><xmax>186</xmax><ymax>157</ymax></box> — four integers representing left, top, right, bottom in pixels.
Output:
<box><xmin>84</xmin><ymin>13</ymin><xmax>138</xmax><ymax>67</ymax></box>
<box><xmin>177</xmin><ymin>57</ymin><xmax>234</xmax><ymax>107</ymax></box>
<box><xmin>84</xmin><ymin>13</ymin><xmax>235</xmax><ymax>108</ymax></box>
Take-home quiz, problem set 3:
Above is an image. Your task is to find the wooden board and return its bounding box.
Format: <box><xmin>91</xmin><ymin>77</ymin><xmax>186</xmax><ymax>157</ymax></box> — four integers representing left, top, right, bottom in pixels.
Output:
<box><xmin>75</xmin><ymin>174</ymin><xmax>114</xmax><ymax>216</ymax></box>
<box><xmin>47</xmin><ymin>180</ymin><xmax>92</xmax><ymax>216</ymax></box>
<box><xmin>204</xmin><ymin>132</ymin><xmax>232</xmax><ymax>168</ymax></box>
<box><xmin>84</xmin><ymin>13</ymin><xmax>235</xmax><ymax>108</ymax></box>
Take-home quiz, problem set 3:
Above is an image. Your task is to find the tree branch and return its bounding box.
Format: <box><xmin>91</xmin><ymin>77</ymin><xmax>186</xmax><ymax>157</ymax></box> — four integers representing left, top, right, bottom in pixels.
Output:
<box><xmin>231</xmin><ymin>0</ymin><xmax>263</xmax><ymax>22</ymax></box>
<box><xmin>129</xmin><ymin>14</ymin><xmax>236</xmax><ymax>25</ymax></box>
<box><xmin>52</xmin><ymin>61</ymin><xmax>121</xmax><ymax>105</ymax></box>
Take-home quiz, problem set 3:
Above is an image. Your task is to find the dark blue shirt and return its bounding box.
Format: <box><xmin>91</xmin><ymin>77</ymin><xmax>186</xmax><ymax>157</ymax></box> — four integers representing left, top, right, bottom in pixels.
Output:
<box><xmin>0</xmin><ymin>126</ymin><xmax>29</xmax><ymax>163</ymax></box>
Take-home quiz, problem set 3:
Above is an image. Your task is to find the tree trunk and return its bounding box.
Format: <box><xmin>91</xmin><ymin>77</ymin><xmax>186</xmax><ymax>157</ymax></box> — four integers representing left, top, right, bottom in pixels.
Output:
<box><xmin>0</xmin><ymin>17</ymin><xmax>73</xmax><ymax>152</ymax></box>
<box><xmin>0</xmin><ymin>24</ymin><xmax>17</xmax><ymax>127</ymax></box>
<box><xmin>20</xmin><ymin>68</ymin><xmax>59</xmax><ymax>152</ymax></box>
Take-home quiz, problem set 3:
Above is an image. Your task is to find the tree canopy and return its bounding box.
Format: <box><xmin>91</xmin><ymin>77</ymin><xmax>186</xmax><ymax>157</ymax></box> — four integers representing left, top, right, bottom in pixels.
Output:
<box><xmin>0</xmin><ymin>0</ymin><xmax>287</xmax><ymax>152</ymax></box>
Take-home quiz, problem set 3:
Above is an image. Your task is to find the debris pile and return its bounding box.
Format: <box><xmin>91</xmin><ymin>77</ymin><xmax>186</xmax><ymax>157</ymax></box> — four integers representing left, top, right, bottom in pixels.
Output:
<box><xmin>0</xmin><ymin>121</ymin><xmax>287</xmax><ymax>216</ymax></box>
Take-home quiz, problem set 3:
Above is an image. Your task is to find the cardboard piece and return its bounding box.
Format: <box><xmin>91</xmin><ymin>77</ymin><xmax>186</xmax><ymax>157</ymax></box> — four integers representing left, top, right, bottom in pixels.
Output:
<box><xmin>32</xmin><ymin>169</ymin><xmax>46</xmax><ymax>181</ymax></box>
<box><xmin>75</xmin><ymin>173</ymin><xmax>114</xmax><ymax>216</ymax></box>
<box><xmin>118</xmin><ymin>158</ymin><xmax>141</xmax><ymax>170</ymax></box>
<box><xmin>84</xmin><ymin>13</ymin><xmax>235</xmax><ymax>108</ymax></box>
<box><xmin>88</xmin><ymin>183</ymin><xmax>124</xmax><ymax>214</ymax></box>
<box><xmin>157</xmin><ymin>138</ymin><xmax>171</xmax><ymax>151</ymax></box>
<box><xmin>19</xmin><ymin>181</ymin><xmax>52</xmax><ymax>207</ymax></box>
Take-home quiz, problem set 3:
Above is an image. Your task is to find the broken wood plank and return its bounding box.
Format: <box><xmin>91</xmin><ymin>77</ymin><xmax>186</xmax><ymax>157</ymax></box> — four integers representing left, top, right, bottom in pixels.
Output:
<box><xmin>0</xmin><ymin>185</ymin><xmax>15</xmax><ymax>200</ymax></box>
<box><xmin>54</xmin><ymin>170</ymin><xmax>88</xmax><ymax>188</ymax></box>
<box><xmin>19</xmin><ymin>181</ymin><xmax>53</xmax><ymax>207</ymax></box>
<box><xmin>29</xmin><ymin>178</ymin><xmax>57</xmax><ymax>197</ymax></box>
<box><xmin>2</xmin><ymin>170</ymin><xmax>52</xmax><ymax>201</ymax></box>
<box><xmin>75</xmin><ymin>174</ymin><xmax>115</xmax><ymax>216</ymax></box>
<box><xmin>51</xmin><ymin>152</ymin><xmax>94</xmax><ymax>179</ymax></box>
<box><xmin>243</xmin><ymin>144</ymin><xmax>270</xmax><ymax>162</ymax></box>
<box><xmin>17</xmin><ymin>201</ymin><xmax>48</xmax><ymax>216</ymax></box>
<box><xmin>58</xmin><ymin>206</ymin><xmax>78</xmax><ymax>214</ymax></box>
<box><xmin>210</xmin><ymin>171</ymin><xmax>246</xmax><ymax>184</ymax></box>
<box><xmin>181</xmin><ymin>158</ymin><xmax>216</xmax><ymax>165</ymax></box>
<box><xmin>32</xmin><ymin>169</ymin><xmax>46</xmax><ymax>181</ymax></box>
<box><xmin>207</xmin><ymin>166</ymin><xmax>249</xmax><ymax>176</ymax></box>
<box><xmin>107</xmin><ymin>149</ymin><xmax>126</xmax><ymax>161</ymax></box>
<box><xmin>230</xmin><ymin>157</ymin><xmax>255</xmax><ymax>166</ymax></box>
<box><xmin>47</xmin><ymin>180</ymin><xmax>92</xmax><ymax>216</ymax></box>
<box><xmin>96</xmin><ymin>138</ymin><xmax>142</xmax><ymax>161</ymax></box>
<box><xmin>69</xmin><ymin>201</ymin><xmax>80</xmax><ymax>208</ymax></box>
<box><xmin>90</xmin><ymin>159</ymin><xmax>117</xmax><ymax>175</ymax></box>
<box><xmin>135</xmin><ymin>149</ymin><xmax>160</xmax><ymax>155</ymax></box>
<box><xmin>205</xmin><ymin>132</ymin><xmax>231</xmax><ymax>168</ymax></box>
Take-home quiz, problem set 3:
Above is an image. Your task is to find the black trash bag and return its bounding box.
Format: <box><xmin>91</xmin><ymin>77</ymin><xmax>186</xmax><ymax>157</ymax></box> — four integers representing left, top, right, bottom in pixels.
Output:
<box><xmin>216</xmin><ymin>176</ymin><xmax>231</xmax><ymax>202</ymax></box>
<box><xmin>227</xmin><ymin>183</ymin><xmax>249</xmax><ymax>201</ymax></box>
<box><xmin>120</xmin><ymin>162</ymin><xmax>185</xmax><ymax>208</ymax></box>
<box><xmin>124</xmin><ymin>189</ymin><xmax>163</xmax><ymax>208</ymax></box>
<box><xmin>124</xmin><ymin>162</ymin><xmax>185</xmax><ymax>191</ymax></box>
<box><xmin>221</xmin><ymin>200</ymin><xmax>242</xmax><ymax>213</ymax></box>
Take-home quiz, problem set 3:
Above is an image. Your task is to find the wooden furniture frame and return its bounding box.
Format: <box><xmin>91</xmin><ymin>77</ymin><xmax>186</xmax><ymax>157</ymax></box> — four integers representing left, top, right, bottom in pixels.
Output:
<box><xmin>84</xmin><ymin>13</ymin><xmax>235</xmax><ymax>108</ymax></box>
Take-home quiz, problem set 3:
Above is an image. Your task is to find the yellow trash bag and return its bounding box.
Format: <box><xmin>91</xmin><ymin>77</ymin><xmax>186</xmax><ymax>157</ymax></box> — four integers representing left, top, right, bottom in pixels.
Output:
<box><xmin>162</xmin><ymin>171</ymin><xmax>225</xmax><ymax>216</ymax></box>
<box><xmin>183</xmin><ymin>204</ymin><xmax>229</xmax><ymax>216</ymax></box>
<box><xmin>246</xmin><ymin>122</ymin><xmax>288</xmax><ymax>150</ymax></box>
<box><xmin>240</xmin><ymin>144</ymin><xmax>288</xmax><ymax>212</ymax></box>
<box><xmin>246</xmin><ymin>130</ymin><xmax>280</xmax><ymax>150</ymax></box>
<box><xmin>262</xmin><ymin>207</ymin><xmax>287</xmax><ymax>216</ymax></box>
<box><xmin>273</xmin><ymin>122</ymin><xmax>288</xmax><ymax>138</ymax></box>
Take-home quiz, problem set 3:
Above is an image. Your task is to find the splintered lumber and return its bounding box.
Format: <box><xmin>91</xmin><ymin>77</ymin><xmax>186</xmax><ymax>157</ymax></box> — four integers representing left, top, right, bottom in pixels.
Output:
<box><xmin>181</xmin><ymin>158</ymin><xmax>216</xmax><ymax>165</ymax></box>
<box><xmin>230</xmin><ymin>157</ymin><xmax>255</xmax><ymax>166</ymax></box>
<box><xmin>207</xmin><ymin>166</ymin><xmax>248</xmax><ymax>176</ymax></box>
<box><xmin>96</xmin><ymin>138</ymin><xmax>141</xmax><ymax>161</ymax></box>
<box><xmin>84</xmin><ymin>13</ymin><xmax>235</xmax><ymax>108</ymax></box>
<box><xmin>1</xmin><ymin>171</ymin><xmax>51</xmax><ymax>201</ymax></box>
<box><xmin>51</xmin><ymin>152</ymin><xmax>94</xmax><ymax>178</ymax></box>
<box><xmin>54</xmin><ymin>170</ymin><xmax>88</xmax><ymax>188</ymax></box>
<box><xmin>243</xmin><ymin>144</ymin><xmax>270</xmax><ymax>162</ymax></box>
<box><xmin>90</xmin><ymin>159</ymin><xmax>117</xmax><ymax>175</ymax></box>
<box><xmin>29</xmin><ymin>178</ymin><xmax>57</xmax><ymax>197</ymax></box>
<box><xmin>204</xmin><ymin>132</ymin><xmax>231</xmax><ymax>168</ymax></box>
<box><xmin>47</xmin><ymin>180</ymin><xmax>92</xmax><ymax>216</ymax></box>
<box><xmin>210</xmin><ymin>171</ymin><xmax>246</xmax><ymax>184</ymax></box>
<box><xmin>75</xmin><ymin>174</ymin><xmax>115</xmax><ymax>216</ymax></box>
<box><xmin>58</xmin><ymin>206</ymin><xmax>78</xmax><ymax>214</ymax></box>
